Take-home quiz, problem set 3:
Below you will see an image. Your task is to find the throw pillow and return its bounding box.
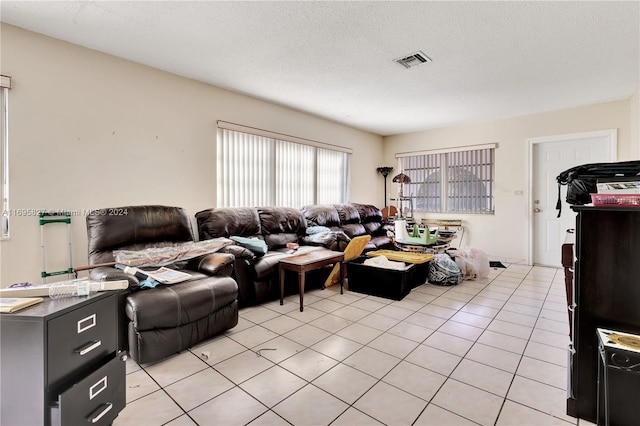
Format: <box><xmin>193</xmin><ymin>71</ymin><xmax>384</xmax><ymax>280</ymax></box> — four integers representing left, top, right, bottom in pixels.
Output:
<box><xmin>230</xmin><ymin>236</ymin><xmax>268</xmax><ymax>256</ymax></box>
<box><xmin>306</xmin><ymin>225</ymin><xmax>332</xmax><ymax>235</ymax></box>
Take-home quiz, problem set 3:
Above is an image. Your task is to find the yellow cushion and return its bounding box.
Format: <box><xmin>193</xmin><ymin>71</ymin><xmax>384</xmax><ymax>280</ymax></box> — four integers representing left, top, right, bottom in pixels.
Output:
<box><xmin>324</xmin><ymin>235</ymin><xmax>371</xmax><ymax>287</ymax></box>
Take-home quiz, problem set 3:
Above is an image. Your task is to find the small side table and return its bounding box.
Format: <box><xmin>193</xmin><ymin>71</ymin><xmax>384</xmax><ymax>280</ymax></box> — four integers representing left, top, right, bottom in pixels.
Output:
<box><xmin>596</xmin><ymin>328</ymin><xmax>640</xmax><ymax>426</ymax></box>
<box><xmin>279</xmin><ymin>249</ymin><xmax>344</xmax><ymax>312</ymax></box>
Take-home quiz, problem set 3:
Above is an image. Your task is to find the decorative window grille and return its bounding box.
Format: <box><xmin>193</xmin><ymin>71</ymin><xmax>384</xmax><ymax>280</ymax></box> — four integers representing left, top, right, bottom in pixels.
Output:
<box><xmin>397</xmin><ymin>144</ymin><xmax>495</xmax><ymax>214</ymax></box>
<box><xmin>217</xmin><ymin>122</ymin><xmax>350</xmax><ymax>208</ymax></box>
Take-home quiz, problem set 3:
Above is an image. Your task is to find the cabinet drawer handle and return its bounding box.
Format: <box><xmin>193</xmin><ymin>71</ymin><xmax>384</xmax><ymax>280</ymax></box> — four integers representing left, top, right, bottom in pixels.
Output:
<box><xmin>89</xmin><ymin>376</ymin><xmax>107</xmax><ymax>400</ymax></box>
<box><xmin>76</xmin><ymin>340</ymin><xmax>101</xmax><ymax>356</ymax></box>
<box><xmin>87</xmin><ymin>402</ymin><xmax>113</xmax><ymax>424</ymax></box>
<box><xmin>567</xmin><ymin>344</ymin><xmax>576</xmax><ymax>399</ymax></box>
<box><xmin>77</xmin><ymin>314</ymin><xmax>96</xmax><ymax>334</ymax></box>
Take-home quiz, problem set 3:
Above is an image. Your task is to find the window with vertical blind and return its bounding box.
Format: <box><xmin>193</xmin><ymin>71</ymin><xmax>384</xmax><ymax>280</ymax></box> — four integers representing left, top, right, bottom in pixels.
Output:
<box><xmin>397</xmin><ymin>144</ymin><xmax>495</xmax><ymax>214</ymax></box>
<box><xmin>216</xmin><ymin>122</ymin><xmax>351</xmax><ymax>208</ymax></box>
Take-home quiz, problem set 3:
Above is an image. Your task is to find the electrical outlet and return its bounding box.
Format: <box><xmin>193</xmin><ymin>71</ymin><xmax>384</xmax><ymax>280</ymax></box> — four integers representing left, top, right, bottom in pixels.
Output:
<box><xmin>514</xmin><ymin>190</ymin><xmax>524</xmax><ymax>195</ymax></box>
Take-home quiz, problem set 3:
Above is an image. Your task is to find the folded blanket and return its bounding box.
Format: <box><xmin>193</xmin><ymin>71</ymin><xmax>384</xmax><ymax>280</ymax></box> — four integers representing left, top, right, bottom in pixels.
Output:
<box><xmin>363</xmin><ymin>255</ymin><xmax>408</xmax><ymax>271</ymax></box>
<box><xmin>114</xmin><ymin>238</ymin><xmax>234</xmax><ymax>267</ymax></box>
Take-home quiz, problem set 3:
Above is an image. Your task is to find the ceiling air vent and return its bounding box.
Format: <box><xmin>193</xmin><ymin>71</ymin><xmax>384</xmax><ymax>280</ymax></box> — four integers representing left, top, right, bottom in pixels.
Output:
<box><xmin>395</xmin><ymin>51</ymin><xmax>432</xmax><ymax>69</ymax></box>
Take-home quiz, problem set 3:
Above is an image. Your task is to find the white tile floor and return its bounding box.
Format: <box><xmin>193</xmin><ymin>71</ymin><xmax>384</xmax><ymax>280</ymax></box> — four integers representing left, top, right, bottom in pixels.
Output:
<box><xmin>114</xmin><ymin>264</ymin><xmax>598</xmax><ymax>426</ymax></box>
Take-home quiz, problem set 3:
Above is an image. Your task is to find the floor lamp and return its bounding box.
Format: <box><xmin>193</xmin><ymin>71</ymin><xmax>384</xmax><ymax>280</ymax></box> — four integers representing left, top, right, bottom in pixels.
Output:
<box><xmin>392</xmin><ymin>172</ymin><xmax>412</xmax><ymax>218</ymax></box>
<box><xmin>376</xmin><ymin>166</ymin><xmax>394</xmax><ymax>218</ymax></box>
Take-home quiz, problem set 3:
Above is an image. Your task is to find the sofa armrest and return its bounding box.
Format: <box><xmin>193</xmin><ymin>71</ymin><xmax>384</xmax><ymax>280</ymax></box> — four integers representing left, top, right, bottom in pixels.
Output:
<box><xmin>188</xmin><ymin>252</ymin><xmax>234</xmax><ymax>277</ymax></box>
<box><xmin>220</xmin><ymin>244</ymin><xmax>256</xmax><ymax>260</ymax></box>
<box><xmin>89</xmin><ymin>266</ymin><xmax>139</xmax><ymax>287</ymax></box>
<box><xmin>301</xmin><ymin>230</ymin><xmax>351</xmax><ymax>252</ymax></box>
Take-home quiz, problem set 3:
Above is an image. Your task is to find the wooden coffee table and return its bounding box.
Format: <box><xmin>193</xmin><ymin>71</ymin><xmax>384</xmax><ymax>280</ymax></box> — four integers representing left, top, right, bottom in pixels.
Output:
<box><xmin>279</xmin><ymin>249</ymin><xmax>345</xmax><ymax>312</ymax></box>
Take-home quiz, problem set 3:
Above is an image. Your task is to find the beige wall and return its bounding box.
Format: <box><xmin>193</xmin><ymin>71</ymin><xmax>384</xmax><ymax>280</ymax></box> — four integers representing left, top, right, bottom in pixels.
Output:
<box><xmin>631</xmin><ymin>85</ymin><xmax>639</xmax><ymax>158</ymax></box>
<box><xmin>383</xmin><ymin>99</ymin><xmax>633</xmax><ymax>264</ymax></box>
<box><xmin>0</xmin><ymin>25</ymin><xmax>383</xmax><ymax>285</ymax></box>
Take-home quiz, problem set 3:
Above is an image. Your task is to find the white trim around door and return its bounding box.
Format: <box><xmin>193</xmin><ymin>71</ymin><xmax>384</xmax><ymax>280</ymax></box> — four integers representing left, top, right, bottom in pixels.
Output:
<box><xmin>527</xmin><ymin>129</ymin><xmax>617</xmax><ymax>265</ymax></box>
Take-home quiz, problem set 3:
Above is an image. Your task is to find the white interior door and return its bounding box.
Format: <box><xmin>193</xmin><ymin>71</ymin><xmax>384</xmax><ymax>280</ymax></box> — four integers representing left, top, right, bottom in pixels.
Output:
<box><xmin>530</xmin><ymin>130</ymin><xmax>616</xmax><ymax>267</ymax></box>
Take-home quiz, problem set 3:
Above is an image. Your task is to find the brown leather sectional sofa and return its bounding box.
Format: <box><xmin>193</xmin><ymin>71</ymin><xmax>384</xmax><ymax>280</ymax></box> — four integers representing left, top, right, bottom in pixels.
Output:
<box><xmin>84</xmin><ymin>203</ymin><xmax>391</xmax><ymax>364</ymax></box>
<box><xmin>196</xmin><ymin>203</ymin><xmax>393</xmax><ymax>307</ymax></box>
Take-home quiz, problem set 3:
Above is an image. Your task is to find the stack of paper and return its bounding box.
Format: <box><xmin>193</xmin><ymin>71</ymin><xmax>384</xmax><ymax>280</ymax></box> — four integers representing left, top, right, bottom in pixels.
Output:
<box><xmin>0</xmin><ymin>297</ymin><xmax>43</xmax><ymax>313</ymax></box>
<box><xmin>597</xmin><ymin>181</ymin><xmax>640</xmax><ymax>194</ymax></box>
<box><xmin>0</xmin><ymin>280</ymin><xmax>128</xmax><ymax>298</ymax></box>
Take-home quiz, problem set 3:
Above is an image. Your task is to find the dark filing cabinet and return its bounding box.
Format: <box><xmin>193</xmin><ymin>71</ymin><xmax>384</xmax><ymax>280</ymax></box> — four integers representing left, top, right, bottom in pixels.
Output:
<box><xmin>566</xmin><ymin>207</ymin><xmax>640</xmax><ymax>424</ymax></box>
<box><xmin>1</xmin><ymin>291</ymin><xmax>126</xmax><ymax>425</ymax></box>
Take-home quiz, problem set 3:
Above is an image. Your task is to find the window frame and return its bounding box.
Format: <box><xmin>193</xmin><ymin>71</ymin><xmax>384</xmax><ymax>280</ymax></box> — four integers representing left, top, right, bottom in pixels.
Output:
<box><xmin>396</xmin><ymin>143</ymin><xmax>496</xmax><ymax>215</ymax></box>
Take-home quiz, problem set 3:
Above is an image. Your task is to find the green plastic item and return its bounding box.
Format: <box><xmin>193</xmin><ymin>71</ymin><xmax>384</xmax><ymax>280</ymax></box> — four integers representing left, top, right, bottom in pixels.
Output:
<box><xmin>39</xmin><ymin>212</ymin><xmax>73</xmax><ymax>282</ymax></box>
<box><xmin>38</xmin><ymin>211</ymin><xmax>71</xmax><ymax>225</ymax></box>
<box><xmin>400</xmin><ymin>224</ymin><xmax>439</xmax><ymax>245</ymax></box>
<box><xmin>41</xmin><ymin>268</ymin><xmax>74</xmax><ymax>278</ymax></box>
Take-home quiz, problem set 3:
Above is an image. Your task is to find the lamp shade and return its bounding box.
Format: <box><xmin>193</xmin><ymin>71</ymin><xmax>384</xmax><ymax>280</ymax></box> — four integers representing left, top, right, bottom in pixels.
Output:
<box><xmin>392</xmin><ymin>173</ymin><xmax>411</xmax><ymax>184</ymax></box>
<box><xmin>376</xmin><ymin>166</ymin><xmax>394</xmax><ymax>178</ymax></box>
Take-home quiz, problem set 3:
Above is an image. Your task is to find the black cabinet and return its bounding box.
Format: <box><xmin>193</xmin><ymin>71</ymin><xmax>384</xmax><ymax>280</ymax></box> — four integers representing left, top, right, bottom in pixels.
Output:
<box><xmin>1</xmin><ymin>291</ymin><xmax>126</xmax><ymax>426</ymax></box>
<box><xmin>567</xmin><ymin>207</ymin><xmax>640</xmax><ymax>423</ymax></box>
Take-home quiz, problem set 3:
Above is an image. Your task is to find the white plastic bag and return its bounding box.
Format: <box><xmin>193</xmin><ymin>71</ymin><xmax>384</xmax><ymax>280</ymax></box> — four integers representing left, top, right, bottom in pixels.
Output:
<box><xmin>454</xmin><ymin>246</ymin><xmax>490</xmax><ymax>280</ymax></box>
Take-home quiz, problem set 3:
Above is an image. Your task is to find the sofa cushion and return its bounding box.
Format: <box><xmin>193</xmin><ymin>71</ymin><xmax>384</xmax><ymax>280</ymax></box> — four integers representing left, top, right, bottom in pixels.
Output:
<box><xmin>363</xmin><ymin>221</ymin><xmax>384</xmax><ymax>236</ymax></box>
<box><xmin>253</xmin><ymin>252</ymin><xmax>291</xmax><ymax>280</ymax></box>
<box><xmin>87</xmin><ymin>205</ymin><xmax>194</xmax><ymax>265</ymax></box>
<box><xmin>334</xmin><ymin>204</ymin><xmax>361</xmax><ymax>224</ymax></box>
<box><xmin>300</xmin><ymin>204</ymin><xmax>341</xmax><ymax>228</ymax></box>
<box><xmin>352</xmin><ymin>203</ymin><xmax>383</xmax><ymax>223</ymax></box>
<box><xmin>257</xmin><ymin>207</ymin><xmax>307</xmax><ymax>249</ymax></box>
<box><xmin>341</xmin><ymin>223</ymin><xmax>368</xmax><ymax>238</ymax></box>
<box><xmin>196</xmin><ymin>207</ymin><xmax>261</xmax><ymax>240</ymax></box>
<box><xmin>368</xmin><ymin>235</ymin><xmax>394</xmax><ymax>251</ymax></box>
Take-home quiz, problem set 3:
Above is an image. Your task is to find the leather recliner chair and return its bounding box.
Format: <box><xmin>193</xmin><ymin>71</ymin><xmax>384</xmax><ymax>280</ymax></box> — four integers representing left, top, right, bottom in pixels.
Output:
<box><xmin>85</xmin><ymin>205</ymin><xmax>239</xmax><ymax>364</ymax></box>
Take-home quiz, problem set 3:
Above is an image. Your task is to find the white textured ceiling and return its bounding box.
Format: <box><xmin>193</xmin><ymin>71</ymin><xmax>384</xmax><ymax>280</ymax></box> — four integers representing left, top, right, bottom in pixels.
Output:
<box><xmin>1</xmin><ymin>1</ymin><xmax>639</xmax><ymax>136</ymax></box>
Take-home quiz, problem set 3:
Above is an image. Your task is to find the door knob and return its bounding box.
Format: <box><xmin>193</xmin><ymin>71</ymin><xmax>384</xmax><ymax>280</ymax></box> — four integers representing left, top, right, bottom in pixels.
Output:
<box><xmin>533</xmin><ymin>207</ymin><xmax>542</xmax><ymax>213</ymax></box>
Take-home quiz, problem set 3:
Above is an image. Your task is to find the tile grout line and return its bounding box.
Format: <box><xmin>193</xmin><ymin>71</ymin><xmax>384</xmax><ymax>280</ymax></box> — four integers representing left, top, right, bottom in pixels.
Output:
<box><xmin>171</xmin><ymin>268</ymin><xmax>505</xmax><ymax>424</ymax></box>
<box><xmin>494</xmin><ymin>267</ymin><xmax>573</xmax><ymax>425</ymax></box>
<box><xmin>229</xmin><ymin>273</ymin><xmax>502</xmax><ymax>425</ymax></box>
<box><xmin>122</xmin><ymin>265</ymin><xmax>571</xmax><ymax>426</ymax></box>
